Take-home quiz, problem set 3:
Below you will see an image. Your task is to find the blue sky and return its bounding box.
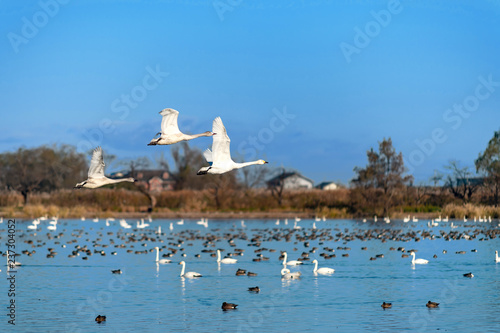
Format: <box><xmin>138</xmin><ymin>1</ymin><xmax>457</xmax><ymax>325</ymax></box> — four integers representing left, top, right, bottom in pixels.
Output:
<box><xmin>1</xmin><ymin>0</ymin><xmax>499</xmax><ymax>185</ymax></box>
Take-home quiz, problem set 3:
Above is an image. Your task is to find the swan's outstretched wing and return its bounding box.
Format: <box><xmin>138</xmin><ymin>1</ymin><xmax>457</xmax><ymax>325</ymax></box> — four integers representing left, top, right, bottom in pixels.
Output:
<box><xmin>160</xmin><ymin>108</ymin><xmax>181</xmax><ymax>135</ymax></box>
<box><xmin>203</xmin><ymin>148</ymin><xmax>213</xmax><ymax>163</ymax></box>
<box><xmin>88</xmin><ymin>147</ymin><xmax>105</xmax><ymax>179</ymax></box>
<box><xmin>211</xmin><ymin>117</ymin><xmax>232</xmax><ymax>163</ymax></box>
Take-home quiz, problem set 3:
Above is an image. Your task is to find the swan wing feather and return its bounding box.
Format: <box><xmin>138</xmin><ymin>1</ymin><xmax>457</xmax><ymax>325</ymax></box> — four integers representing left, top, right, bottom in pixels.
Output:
<box><xmin>160</xmin><ymin>108</ymin><xmax>182</xmax><ymax>135</ymax></box>
<box><xmin>211</xmin><ymin>117</ymin><xmax>232</xmax><ymax>163</ymax></box>
<box><xmin>88</xmin><ymin>147</ymin><xmax>105</xmax><ymax>178</ymax></box>
<box><xmin>203</xmin><ymin>148</ymin><xmax>213</xmax><ymax>163</ymax></box>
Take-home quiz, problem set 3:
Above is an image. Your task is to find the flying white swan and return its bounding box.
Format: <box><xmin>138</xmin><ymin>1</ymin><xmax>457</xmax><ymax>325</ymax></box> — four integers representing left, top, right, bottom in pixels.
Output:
<box><xmin>282</xmin><ymin>252</ymin><xmax>303</xmax><ymax>266</ymax></box>
<box><xmin>281</xmin><ymin>268</ymin><xmax>301</xmax><ymax>279</ymax></box>
<box><xmin>197</xmin><ymin>117</ymin><xmax>268</xmax><ymax>175</ymax></box>
<box><xmin>312</xmin><ymin>259</ymin><xmax>334</xmax><ymax>275</ymax></box>
<box><xmin>74</xmin><ymin>147</ymin><xmax>135</xmax><ymax>189</ymax></box>
<box><xmin>155</xmin><ymin>247</ymin><xmax>171</xmax><ymax>264</ymax></box>
<box><xmin>411</xmin><ymin>252</ymin><xmax>429</xmax><ymax>264</ymax></box>
<box><xmin>147</xmin><ymin>108</ymin><xmax>214</xmax><ymax>145</ymax></box>
<box><xmin>217</xmin><ymin>250</ymin><xmax>237</xmax><ymax>264</ymax></box>
<box><xmin>495</xmin><ymin>251</ymin><xmax>500</xmax><ymax>263</ymax></box>
<box><xmin>179</xmin><ymin>261</ymin><xmax>202</xmax><ymax>278</ymax></box>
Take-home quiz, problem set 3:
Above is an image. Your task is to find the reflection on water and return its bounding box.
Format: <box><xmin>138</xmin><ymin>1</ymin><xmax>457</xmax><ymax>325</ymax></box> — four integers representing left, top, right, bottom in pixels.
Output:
<box><xmin>1</xmin><ymin>218</ymin><xmax>499</xmax><ymax>332</ymax></box>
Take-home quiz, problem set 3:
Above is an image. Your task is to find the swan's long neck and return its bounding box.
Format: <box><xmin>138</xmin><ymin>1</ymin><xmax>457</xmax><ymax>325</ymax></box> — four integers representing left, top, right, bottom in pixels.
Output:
<box><xmin>234</xmin><ymin>160</ymin><xmax>263</xmax><ymax>169</ymax></box>
<box><xmin>313</xmin><ymin>261</ymin><xmax>318</xmax><ymax>272</ymax></box>
<box><xmin>156</xmin><ymin>248</ymin><xmax>159</xmax><ymax>262</ymax></box>
<box><xmin>108</xmin><ymin>177</ymin><xmax>135</xmax><ymax>184</ymax></box>
<box><xmin>283</xmin><ymin>252</ymin><xmax>287</xmax><ymax>265</ymax></box>
<box><xmin>187</xmin><ymin>132</ymin><xmax>213</xmax><ymax>140</ymax></box>
<box><xmin>411</xmin><ymin>252</ymin><xmax>415</xmax><ymax>263</ymax></box>
<box><xmin>180</xmin><ymin>262</ymin><xmax>185</xmax><ymax>276</ymax></box>
<box><xmin>217</xmin><ymin>250</ymin><xmax>221</xmax><ymax>262</ymax></box>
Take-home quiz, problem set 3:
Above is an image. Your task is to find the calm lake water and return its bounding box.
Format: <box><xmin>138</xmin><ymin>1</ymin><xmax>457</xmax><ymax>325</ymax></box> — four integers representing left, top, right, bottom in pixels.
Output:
<box><xmin>1</xmin><ymin>217</ymin><xmax>500</xmax><ymax>332</ymax></box>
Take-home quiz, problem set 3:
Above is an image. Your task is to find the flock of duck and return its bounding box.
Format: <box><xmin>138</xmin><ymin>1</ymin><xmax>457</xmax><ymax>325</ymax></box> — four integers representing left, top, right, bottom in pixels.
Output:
<box><xmin>6</xmin><ymin>214</ymin><xmax>499</xmax><ymax>318</ymax></box>
<box><xmin>75</xmin><ymin>108</ymin><xmax>268</xmax><ymax>189</ymax></box>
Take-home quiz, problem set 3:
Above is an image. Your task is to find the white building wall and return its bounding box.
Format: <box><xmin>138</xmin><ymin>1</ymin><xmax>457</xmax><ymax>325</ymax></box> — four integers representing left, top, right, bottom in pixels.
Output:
<box><xmin>283</xmin><ymin>175</ymin><xmax>313</xmax><ymax>189</ymax></box>
<box><xmin>323</xmin><ymin>183</ymin><xmax>338</xmax><ymax>190</ymax></box>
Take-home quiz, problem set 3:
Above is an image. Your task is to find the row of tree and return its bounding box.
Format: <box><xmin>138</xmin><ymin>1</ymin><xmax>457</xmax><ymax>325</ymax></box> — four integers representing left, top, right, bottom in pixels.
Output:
<box><xmin>350</xmin><ymin>129</ymin><xmax>500</xmax><ymax>216</ymax></box>
<box><xmin>1</xmin><ymin>129</ymin><xmax>498</xmax><ymax>215</ymax></box>
<box><xmin>0</xmin><ymin>142</ymin><xmax>279</xmax><ymax>206</ymax></box>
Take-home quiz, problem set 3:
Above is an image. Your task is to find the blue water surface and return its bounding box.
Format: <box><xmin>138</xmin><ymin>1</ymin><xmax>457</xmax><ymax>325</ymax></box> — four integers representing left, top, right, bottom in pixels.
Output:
<box><xmin>1</xmin><ymin>218</ymin><xmax>499</xmax><ymax>332</ymax></box>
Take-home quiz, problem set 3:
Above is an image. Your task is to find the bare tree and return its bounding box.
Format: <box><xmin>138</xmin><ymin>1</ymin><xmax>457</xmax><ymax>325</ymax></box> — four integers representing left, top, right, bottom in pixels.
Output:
<box><xmin>204</xmin><ymin>173</ymin><xmax>239</xmax><ymax>210</ymax></box>
<box><xmin>0</xmin><ymin>145</ymin><xmax>87</xmax><ymax>205</ymax></box>
<box><xmin>267</xmin><ymin>167</ymin><xmax>287</xmax><ymax>207</ymax></box>
<box><xmin>171</xmin><ymin>142</ymin><xmax>210</xmax><ymax>190</ymax></box>
<box><xmin>444</xmin><ymin>160</ymin><xmax>480</xmax><ymax>204</ymax></box>
<box><xmin>122</xmin><ymin>157</ymin><xmax>158</xmax><ymax>212</ymax></box>
<box><xmin>240</xmin><ymin>164</ymin><xmax>270</xmax><ymax>189</ymax></box>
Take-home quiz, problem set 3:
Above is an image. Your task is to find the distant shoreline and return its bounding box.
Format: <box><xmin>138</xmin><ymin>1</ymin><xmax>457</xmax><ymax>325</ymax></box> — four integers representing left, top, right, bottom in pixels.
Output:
<box><xmin>3</xmin><ymin>210</ymin><xmax>450</xmax><ymax>221</ymax></box>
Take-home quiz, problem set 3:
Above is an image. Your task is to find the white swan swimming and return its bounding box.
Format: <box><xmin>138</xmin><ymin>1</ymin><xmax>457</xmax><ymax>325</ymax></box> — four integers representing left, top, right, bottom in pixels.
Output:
<box><xmin>411</xmin><ymin>252</ymin><xmax>429</xmax><ymax>264</ymax></box>
<box><xmin>148</xmin><ymin>108</ymin><xmax>214</xmax><ymax>145</ymax></box>
<box><xmin>281</xmin><ymin>268</ymin><xmax>301</xmax><ymax>279</ymax></box>
<box><xmin>495</xmin><ymin>251</ymin><xmax>500</xmax><ymax>263</ymax></box>
<box><xmin>217</xmin><ymin>249</ymin><xmax>237</xmax><ymax>264</ymax></box>
<box><xmin>197</xmin><ymin>117</ymin><xmax>268</xmax><ymax>175</ymax></box>
<box><xmin>312</xmin><ymin>259</ymin><xmax>335</xmax><ymax>275</ymax></box>
<box><xmin>140</xmin><ymin>218</ymin><xmax>150</xmax><ymax>228</ymax></box>
<box><xmin>47</xmin><ymin>221</ymin><xmax>57</xmax><ymax>231</ymax></box>
<box><xmin>119</xmin><ymin>219</ymin><xmax>132</xmax><ymax>229</ymax></box>
<box><xmin>155</xmin><ymin>247</ymin><xmax>171</xmax><ymax>264</ymax></box>
<box><xmin>282</xmin><ymin>252</ymin><xmax>303</xmax><ymax>266</ymax></box>
<box><xmin>27</xmin><ymin>218</ymin><xmax>40</xmax><ymax>230</ymax></box>
<box><xmin>105</xmin><ymin>217</ymin><xmax>115</xmax><ymax>227</ymax></box>
<box><xmin>179</xmin><ymin>261</ymin><xmax>202</xmax><ymax>278</ymax></box>
<box><xmin>74</xmin><ymin>147</ymin><xmax>135</xmax><ymax>189</ymax></box>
